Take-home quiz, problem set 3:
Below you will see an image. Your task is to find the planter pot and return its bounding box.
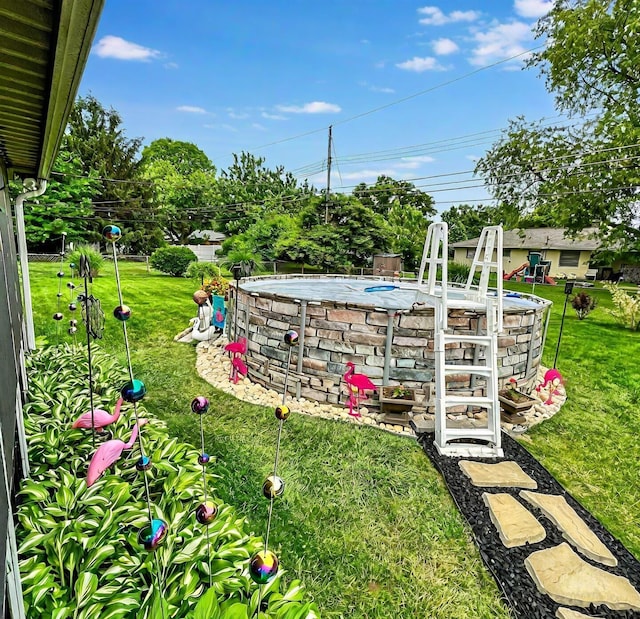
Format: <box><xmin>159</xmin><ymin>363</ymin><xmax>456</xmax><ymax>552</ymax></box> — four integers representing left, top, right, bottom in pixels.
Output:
<box><xmin>498</xmin><ymin>389</ymin><xmax>536</xmax><ymax>416</ymax></box>
<box><xmin>380</xmin><ymin>386</ymin><xmax>416</xmax><ymax>425</ymax></box>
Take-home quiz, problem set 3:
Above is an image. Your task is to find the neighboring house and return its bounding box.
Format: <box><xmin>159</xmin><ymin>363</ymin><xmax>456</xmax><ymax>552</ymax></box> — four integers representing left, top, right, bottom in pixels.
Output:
<box><xmin>451</xmin><ymin>228</ymin><xmax>601</xmax><ymax>279</ymax></box>
<box><xmin>0</xmin><ymin>2</ymin><xmax>104</xmax><ymax>617</ymax></box>
<box><xmin>184</xmin><ymin>230</ymin><xmax>226</xmax><ymax>262</ymax></box>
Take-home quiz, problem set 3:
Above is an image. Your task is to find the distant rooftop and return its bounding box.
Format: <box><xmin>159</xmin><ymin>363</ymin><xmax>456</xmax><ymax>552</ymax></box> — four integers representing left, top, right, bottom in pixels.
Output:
<box><xmin>451</xmin><ymin>228</ymin><xmax>601</xmax><ymax>250</ymax></box>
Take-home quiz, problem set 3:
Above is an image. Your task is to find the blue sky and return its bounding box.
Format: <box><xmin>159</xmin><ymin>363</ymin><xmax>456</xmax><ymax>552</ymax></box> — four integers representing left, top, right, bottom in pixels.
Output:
<box><xmin>79</xmin><ymin>0</ymin><xmax>559</xmax><ymax>210</ymax></box>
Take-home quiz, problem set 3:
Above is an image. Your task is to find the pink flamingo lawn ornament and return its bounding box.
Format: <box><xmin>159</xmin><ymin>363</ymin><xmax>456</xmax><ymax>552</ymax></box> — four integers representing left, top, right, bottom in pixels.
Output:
<box><xmin>536</xmin><ymin>369</ymin><xmax>564</xmax><ymax>405</ymax></box>
<box><xmin>86</xmin><ymin>419</ymin><xmax>148</xmax><ymax>487</ymax></box>
<box><xmin>343</xmin><ymin>362</ymin><xmax>377</xmax><ymax>417</ymax></box>
<box><xmin>224</xmin><ymin>337</ymin><xmax>247</xmax><ymax>384</ymax></box>
<box><xmin>72</xmin><ymin>397</ymin><xmax>124</xmax><ymax>432</ymax></box>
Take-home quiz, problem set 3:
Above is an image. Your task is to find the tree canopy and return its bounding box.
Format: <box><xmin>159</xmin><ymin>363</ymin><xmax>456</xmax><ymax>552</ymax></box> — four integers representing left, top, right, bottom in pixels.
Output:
<box><xmin>476</xmin><ymin>0</ymin><xmax>640</xmax><ymax>253</ymax></box>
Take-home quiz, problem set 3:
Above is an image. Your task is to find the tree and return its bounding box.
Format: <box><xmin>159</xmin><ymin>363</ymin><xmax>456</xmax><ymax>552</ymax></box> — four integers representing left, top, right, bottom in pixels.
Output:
<box><xmin>13</xmin><ymin>150</ymin><xmax>99</xmax><ymax>251</ymax></box>
<box><xmin>441</xmin><ymin>204</ymin><xmax>501</xmax><ymax>243</ymax></box>
<box><xmin>353</xmin><ymin>176</ymin><xmax>436</xmax><ymax>269</ymax></box>
<box><xmin>140</xmin><ymin>140</ymin><xmax>218</xmax><ymax>245</ymax></box>
<box><xmin>214</xmin><ymin>152</ymin><xmax>312</xmax><ymax>236</ymax></box>
<box><xmin>64</xmin><ymin>95</ymin><xmax>161</xmax><ymax>253</ymax></box>
<box><xmin>477</xmin><ymin>0</ymin><xmax>640</xmax><ymax>253</ymax></box>
<box><xmin>140</xmin><ymin>138</ymin><xmax>214</xmax><ymax>175</ymax></box>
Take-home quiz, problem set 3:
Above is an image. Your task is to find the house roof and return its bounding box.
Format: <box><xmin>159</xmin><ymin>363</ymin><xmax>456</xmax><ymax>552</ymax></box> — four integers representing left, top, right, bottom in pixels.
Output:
<box><xmin>451</xmin><ymin>228</ymin><xmax>601</xmax><ymax>251</ymax></box>
<box><xmin>0</xmin><ymin>0</ymin><xmax>104</xmax><ymax>178</ymax></box>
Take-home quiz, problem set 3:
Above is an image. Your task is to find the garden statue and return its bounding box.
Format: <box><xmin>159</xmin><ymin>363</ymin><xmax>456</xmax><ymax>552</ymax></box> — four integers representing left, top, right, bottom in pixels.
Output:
<box><xmin>343</xmin><ymin>362</ymin><xmax>377</xmax><ymax>417</ymax></box>
<box><xmin>536</xmin><ymin>368</ymin><xmax>564</xmax><ymax>405</ymax></box>
<box><xmin>190</xmin><ymin>291</ymin><xmax>218</xmax><ymax>342</ymax></box>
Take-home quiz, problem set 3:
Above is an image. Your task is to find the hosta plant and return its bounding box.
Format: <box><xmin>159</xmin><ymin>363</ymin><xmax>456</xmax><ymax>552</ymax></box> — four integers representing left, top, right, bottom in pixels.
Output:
<box><xmin>19</xmin><ymin>344</ymin><xmax>319</xmax><ymax>619</ymax></box>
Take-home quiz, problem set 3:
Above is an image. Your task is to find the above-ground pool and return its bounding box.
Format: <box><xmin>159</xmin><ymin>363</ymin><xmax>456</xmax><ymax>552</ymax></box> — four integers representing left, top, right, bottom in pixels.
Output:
<box><xmin>231</xmin><ymin>275</ymin><xmax>551</xmax><ymax>410</ymax></box>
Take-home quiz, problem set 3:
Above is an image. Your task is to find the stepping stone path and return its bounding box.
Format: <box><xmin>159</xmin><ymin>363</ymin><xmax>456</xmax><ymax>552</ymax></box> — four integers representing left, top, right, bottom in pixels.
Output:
<box><xmin>416</xmin><ymin>431</ymin><xmax>640</xmax><ymax>618</ymax></box>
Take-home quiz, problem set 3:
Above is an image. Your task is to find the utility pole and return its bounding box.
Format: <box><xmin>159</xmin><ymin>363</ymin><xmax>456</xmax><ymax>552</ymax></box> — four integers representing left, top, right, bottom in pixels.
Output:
<box><xmin>325</xmin><ymin>125</ymin><xmax>332</xmax><ymax>224</ymax></box>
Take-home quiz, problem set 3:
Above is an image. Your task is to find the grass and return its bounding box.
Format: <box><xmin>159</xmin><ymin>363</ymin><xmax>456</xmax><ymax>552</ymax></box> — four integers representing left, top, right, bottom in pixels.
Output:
<box><xmin>26</xmin><ymin>262</ymin><xmax>640</xmax><ymax>616</ymax></box>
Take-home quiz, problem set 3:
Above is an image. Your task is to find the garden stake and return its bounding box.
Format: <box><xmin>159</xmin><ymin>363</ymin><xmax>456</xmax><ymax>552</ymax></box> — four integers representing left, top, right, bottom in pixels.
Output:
<box><xmin>253</xmin><ymin>330</ymin><xmax>297</xmax><ymax>616</ymax></box>
<box><xmin>104</xmin><ymin>224</ymin><xmax>167</xmax><ymax>619</ymax></box>
<box><xmin>191</xmin><ymin>396</ymin><xmax>215</xmax><ymax>589</ymax></box>
<box><xmin>553</xmin><ymin>281</ymin><xmax>574</xmax><ymax>368</ymax></box>
<box><xmin>80</xmin><ymin>255</ymin><xmax>96</xmax><ymax>449</ymax></box>
<box><xmin>53</xmin><ymin>234</ymin><xmax>66</xmax><ymax>343</ymax></box>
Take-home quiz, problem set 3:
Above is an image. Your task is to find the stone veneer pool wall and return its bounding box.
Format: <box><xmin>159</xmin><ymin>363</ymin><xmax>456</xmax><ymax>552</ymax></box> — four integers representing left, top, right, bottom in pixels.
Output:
<box><xmin>232</xmin><ymin>276</ymin><xmax>549</xmax><ymax>412</ymax></box>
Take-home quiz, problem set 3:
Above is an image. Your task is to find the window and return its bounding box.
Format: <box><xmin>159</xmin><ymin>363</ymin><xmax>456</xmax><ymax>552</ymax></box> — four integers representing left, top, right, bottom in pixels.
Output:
<box><xmin>466</xmin><ymin>249</ymin><xmax>475</xmax><ymax>259</ymax></box>
<box><xmin>503</xmin><ymin>249</ymin><xmax>511</xmax><ymax>258</ymax></box>
<box><xmin>559</xmin><ymin>250</ymin><xmax>580</xmax><ymax>267</ymax></box>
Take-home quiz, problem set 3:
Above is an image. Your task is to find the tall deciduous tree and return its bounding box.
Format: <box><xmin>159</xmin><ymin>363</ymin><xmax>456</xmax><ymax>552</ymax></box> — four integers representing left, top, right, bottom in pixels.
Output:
<box><xmin>64</xmin><ymin>95</ymin><xmax>161</xmax><ymax>253</ymax></box>
<box><xmin>441</xmin><ymin>204</ymin><xmax>501</xmax><ymax>243</ymax></box>
<box><xmin>477</xmin><ymin>0</ymin><xmax>640</xmax><ymax>252</ymax></box>
<box><xmin>13</xmin><ymin>151</ymin><xmax>99</xmax><ymax>251</ymax></box>
<box><xmin>353</xmin><ymin>176</ymin><xmax>436</xmax><ymax>269</ymax></box>
<box><xmin>140</xmin><ymin>139</ymin><xmax>217</xmax><ymax>245</ymax></box>
<box><xmin>214</xmin><ymin>152</ymin><xmax>312</xmax><ymax>235</ymax></box>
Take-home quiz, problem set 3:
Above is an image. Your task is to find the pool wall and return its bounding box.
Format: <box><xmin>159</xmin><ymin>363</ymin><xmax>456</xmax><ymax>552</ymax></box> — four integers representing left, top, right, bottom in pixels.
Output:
<box><xmin>232</xmin><ymin>275</ymin><xmax>549</xmax><ymax>411</ymax></box>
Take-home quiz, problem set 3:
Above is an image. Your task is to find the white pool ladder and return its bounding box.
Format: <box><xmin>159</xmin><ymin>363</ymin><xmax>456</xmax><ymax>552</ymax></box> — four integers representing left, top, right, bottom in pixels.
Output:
<box><xmin>417</xmin><ymin>222</ymin><xmax>448</xmax><ymax>330</ymax></box>
<box><xmin>433</xmin><ymin>225</ymin><xmax>504</xmax><ymax>458</ymax></box>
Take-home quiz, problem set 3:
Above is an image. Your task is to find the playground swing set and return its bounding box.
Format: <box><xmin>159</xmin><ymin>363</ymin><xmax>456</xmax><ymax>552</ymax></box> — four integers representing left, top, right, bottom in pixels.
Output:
<box><xmin>502</xmin><ymin>252</ymin><xmax>556</xmax><ymax>285</ymax></box>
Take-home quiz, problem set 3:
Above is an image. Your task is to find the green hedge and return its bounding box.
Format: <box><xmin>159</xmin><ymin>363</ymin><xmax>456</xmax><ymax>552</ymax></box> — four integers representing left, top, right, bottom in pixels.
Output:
<box><xmin>19</xmin><ymin>344</ymin><xmax>319</xmax><ymax>619</ymax></box>
<box><xmin>151</xmin><ymin>246</ymin><xmax>198</xmax><ymax>277</ymax></box>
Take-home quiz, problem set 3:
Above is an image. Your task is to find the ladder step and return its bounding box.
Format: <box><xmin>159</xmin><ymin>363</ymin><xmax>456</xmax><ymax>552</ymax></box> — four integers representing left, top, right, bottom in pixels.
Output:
<box><xmin>443</xmin><ymin>365</ymin><xmax>493</xmax><ymax>376</ymax></box>
<box><xmin>443</xmin><ymin>428</ymin><xmax>498</xmax><ymax>438</ymax></box>
<box><xmin>442</xmin><ymin>334</ymin><xmax>492</xmax><ymax>343</ymax></box>
<box><xmin>471</xmin><ymin>261</ymin><xmax>499</xmax><ymax>268</ymax></box>
<box><xmin>444</xmin><ymin>396</ymin><xmax>495</xmax><ymax>406</ymax></box>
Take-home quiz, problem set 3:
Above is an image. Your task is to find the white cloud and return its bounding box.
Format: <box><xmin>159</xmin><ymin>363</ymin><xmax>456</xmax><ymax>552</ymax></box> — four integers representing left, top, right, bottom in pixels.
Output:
<box><xmin>203</xmin><ymin>123</ymin><xmax>237</xmax><ymax>132</ymax></box>
<box><xmin>252</xmin><ymin>123</ymin><xmax>267</xmax><ymax>131</ymax></box>
<box><xmin>396</xmin><ymin>155</ymin><xmax>436</xmax><ymax>169</ymax></box>
<box><xmin>93</xmin><ymin>35</ymin><xmax>161</xmax><ymax>61</ymax></box>
<box><xmin>164</xmin><ymin>62</ymin><xmax>179</xmax><ymax>69</ymax></box>
<box><xmin>396</xmin><ymin>56</ymin><xmax>445</xmax><ymax>72</ymax></box>
<box><xmin>465</xmin><ymin>154</ymin><xmax>480</xmax><ymax>162</ymax></box>
<box><xmin>276</xmin><ymin>101</ymin><xmax>341</xmax><ymax>114</ymax></box>
<box><xmin>177</xmin><ymin>105</ymin><xmax>207</xmax><ymax>114</ymax></box>
<box><xmin>227</xmin><ymin>110</ymin><xmax>250</xmax><ymax>119</ymax></box>
<box><xmin>469</xmin><ymin>21</ymin><xmax>533</xmax><ymax>66</ymax></box>
<box><xmin>432</xmin><ymin>37</ymin><xmax>459</xmax><ymax>55</ymax></box>
<box><xmin>514</xmin><ymin>0</ymin><xmax>552</xmax><ymax>18</ymax></box>
<box><xmin>418</xmin><ymin>6</ymin><xmax>481</xmax><ymax>26</ymax></box>
<box><xmin>262</xmin><ymin>112</ymin><xmax>288</xmax><ymax>120</ymax></box>
<box><xmin>370</xmin><ymin>85</ymin><xmax>395</xmax><ymax>93</ymax></box>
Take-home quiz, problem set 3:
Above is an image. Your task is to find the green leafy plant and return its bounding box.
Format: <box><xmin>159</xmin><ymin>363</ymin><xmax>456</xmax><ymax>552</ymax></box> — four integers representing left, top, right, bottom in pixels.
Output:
<box><xmin>445</xmin><ymin>261</ymin><xmax>471</xmax><ymax>284</ymax></box>
<box><xmin>389</xmin><ymin>385</ymin><xmax>413</xmax><ymax>399</ymax></box>
<box><xmin>151</xmin><ymin>246</ymin><xmax>198</xmax><ymax>277</ymax></box>
<box><xmin>571</xmin><ymin>291</ymin><xmax>597</xmax><ymax>320</ymax></box>
<box><xmin>603</xmin><ymin>282</ymin><xmax>640</xmax><ymax>330</ymax></box>
<box><xmin>68</xmin><ymin>245</ymin><xmax>104</xmax><ymax>277</ymax></box>
<box><xmin>186</xmin><ymin>261</ymin><xmax>220</xmax><ymax>283</ymax></box>
<box><xmin>19</xmin><ymin>344</ymin><xmax>319</xmax><ymax>618</ymax></box>
<box><xmin>501</xmin><ymin>377</ymin><xmax>531</xmax><ymax>403</ymax></box>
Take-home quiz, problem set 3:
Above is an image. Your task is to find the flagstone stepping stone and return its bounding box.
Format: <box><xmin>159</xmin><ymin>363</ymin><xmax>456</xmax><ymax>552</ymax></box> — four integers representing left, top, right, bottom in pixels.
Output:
<box><xmin>482</xmin><ymin>492</ymin><xmax>546</xmax><ymax>548</ymax></box>
<box><xmin>556</xmin><ymin>608</ymin><xmax>602</xmax><ymax>619</ymax></box>
<box><xmin>459</xmin><ymin>460</ymin><xmax>538</xmax><ymax>489</ymax></box>
<box><xmin>521</xmin><ymin>491</ymin><xmax>617</xmax><ymax>567</ymax></box>
<box><xmin>525</xmin><ymin>543</ymin><xmax>640</xmax><ymax>611</ymax></box>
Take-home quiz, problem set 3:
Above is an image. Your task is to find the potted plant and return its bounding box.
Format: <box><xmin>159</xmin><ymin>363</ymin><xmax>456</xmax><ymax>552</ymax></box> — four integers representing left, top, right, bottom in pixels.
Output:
<box><xmin>498</xmin><ymin>378</ymin><xmax>536</xmax><ymax>417</ymax></box>
<box><xmin>380</xmin><ymin>385</ymin><xmax>416</xmax><ymax>422</ymax></box>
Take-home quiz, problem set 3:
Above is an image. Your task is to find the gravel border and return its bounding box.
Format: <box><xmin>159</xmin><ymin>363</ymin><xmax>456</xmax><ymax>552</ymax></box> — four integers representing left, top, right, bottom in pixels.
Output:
<box><xmin>416</xmin><ymin>431</ymin><xmax>640</xmax><ymax>619</ymax></box>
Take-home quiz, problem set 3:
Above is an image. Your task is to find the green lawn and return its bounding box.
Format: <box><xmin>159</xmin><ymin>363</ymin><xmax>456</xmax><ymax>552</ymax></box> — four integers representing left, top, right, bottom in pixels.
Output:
<box><xmin>26</xmin><ymin>262</ymin><xmax>640</xmax><ymax>617</ymax></box>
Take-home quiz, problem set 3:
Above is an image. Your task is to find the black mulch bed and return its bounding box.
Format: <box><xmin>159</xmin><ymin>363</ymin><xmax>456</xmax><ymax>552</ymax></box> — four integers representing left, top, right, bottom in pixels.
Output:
<box><xmin>416</xmin><ymin>431</ymin><xmax>640</xmax><ymax>619</ymax></box>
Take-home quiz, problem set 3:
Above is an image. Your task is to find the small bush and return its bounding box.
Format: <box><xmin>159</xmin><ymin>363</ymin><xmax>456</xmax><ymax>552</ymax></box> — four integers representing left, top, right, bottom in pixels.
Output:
<box><xmin>603</xmin><ymin>282</ymin><xmax>640</xmax><ymax>330</ymax></box>
<box><xmin>571</xmin><ymin>291</ymin><xmax>597</xmax><ymax>320</ymax></box>
<box><xmin>68</xmin><ymin>245</ymin><xmax>104</xmax><ymax>277</ymax></box>
<box><xmin>150</xmin><ymin>246</ymin><xmax>197</xmax><ymax>276</ymax></box>
<box><xmin>185</xmin><ymin>261</ymin><xmax>220</xmax><ymax>283</ymax></box>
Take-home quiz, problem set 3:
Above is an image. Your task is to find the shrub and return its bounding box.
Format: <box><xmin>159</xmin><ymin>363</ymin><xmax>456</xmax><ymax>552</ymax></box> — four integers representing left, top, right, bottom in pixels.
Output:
<box><xmin>185</xmin><ymin>261</ymin><xmax>220</xmax><ymax>283</ymax></box>
<box><xmin>150</xmin><ymin>246</ymin><xmax>197</xmax><ymax>276</ymax></box>
<box><xmin>68</xmin><ymin>245</ymin><xmax>104</xmax><ymax>277</ymax></box>
<box><xmin>447</xmin><ymin>261</ymin><xmax>471</xmax><ymax>284</ymax></box>
<box><xmin>19</xmin><ymin>344</ymin><xmax>319</xmax><ymax>618</ymax></box>
<box><xmin>571</xmin><ymin>291</ymin><xmax>597</xmax><ymax>320</ymax></box>
<box><xmin>603</xmin><ymin>282</ymin><xmax>640</xmax><ymax>330</ymax></box>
